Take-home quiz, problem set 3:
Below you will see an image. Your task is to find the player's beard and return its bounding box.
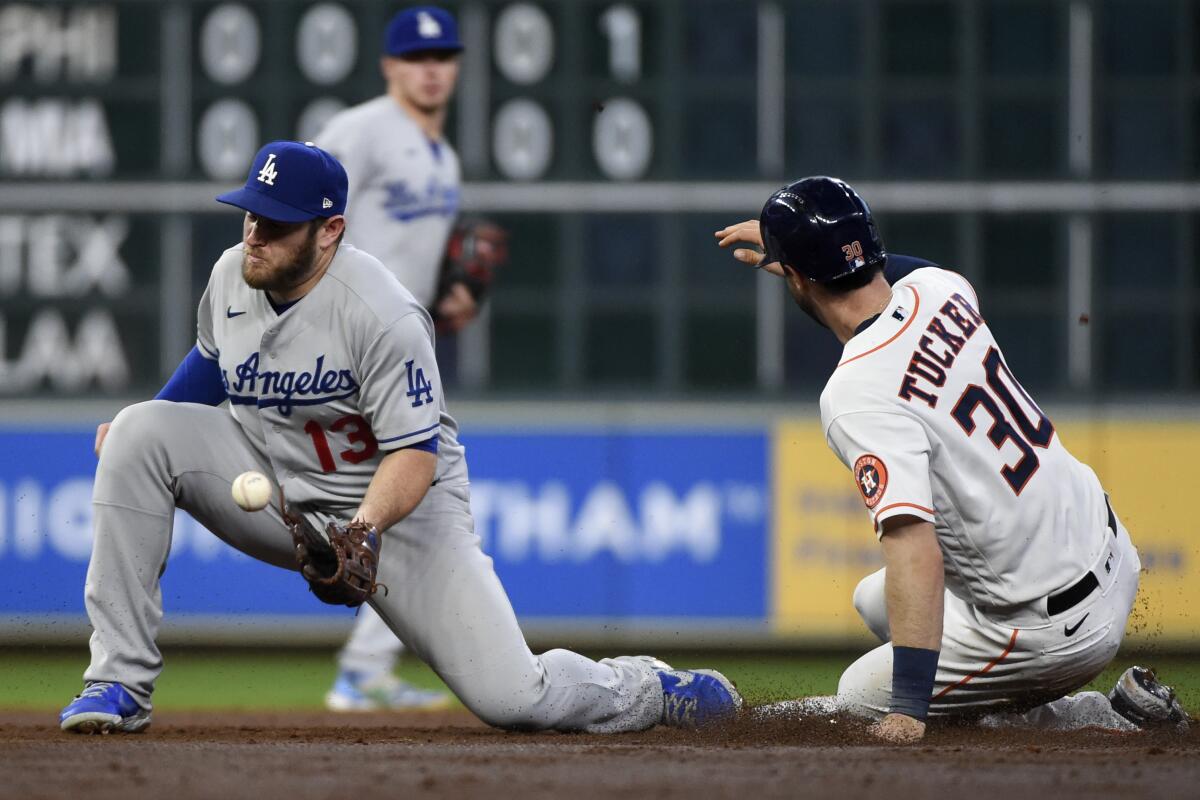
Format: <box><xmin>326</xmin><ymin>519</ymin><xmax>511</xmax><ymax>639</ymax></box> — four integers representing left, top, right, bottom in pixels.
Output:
<box><xmin>242</xmin><ymin>223</ymin><xmax>320</xmax><ymax>293</ymax></box>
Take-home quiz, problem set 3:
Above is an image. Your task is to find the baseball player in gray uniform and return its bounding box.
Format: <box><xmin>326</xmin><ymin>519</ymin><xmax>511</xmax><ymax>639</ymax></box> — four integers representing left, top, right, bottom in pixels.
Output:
<box><xmin>717</xmin><ymin>177</ymin><xmax>1189</xmax><ymax>742</ymax></box>
<box><xmin>59</xmin><ymin>140</ymin><xmax>741</xmax><ymax>735</ymax></box>
<box><xmin>313</xmin><ymin>5</ymin><xmax>472</xmax><ymax>712</ymax></box>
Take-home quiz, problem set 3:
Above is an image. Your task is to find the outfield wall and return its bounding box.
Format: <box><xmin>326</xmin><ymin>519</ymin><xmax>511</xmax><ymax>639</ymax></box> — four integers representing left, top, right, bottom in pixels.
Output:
<box><xmin>0</xmin><ymin>407</ymin><xmax>1195</xmax><ymax>648</ymax></box>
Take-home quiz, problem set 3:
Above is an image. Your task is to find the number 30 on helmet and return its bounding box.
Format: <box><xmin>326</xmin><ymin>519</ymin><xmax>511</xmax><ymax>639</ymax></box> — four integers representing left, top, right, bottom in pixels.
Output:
<box><xmin>757</xmin><ymin>176</ymin><xmax>887</xmax><ymax>283</ymax></box>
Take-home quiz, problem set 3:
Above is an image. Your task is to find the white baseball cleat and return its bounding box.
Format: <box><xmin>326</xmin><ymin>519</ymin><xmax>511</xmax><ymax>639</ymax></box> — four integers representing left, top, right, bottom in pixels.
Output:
<box><xmin>1108</xmin><ymin>666</ymin><xmax>1191</xmax><ymax>732</ymax></box>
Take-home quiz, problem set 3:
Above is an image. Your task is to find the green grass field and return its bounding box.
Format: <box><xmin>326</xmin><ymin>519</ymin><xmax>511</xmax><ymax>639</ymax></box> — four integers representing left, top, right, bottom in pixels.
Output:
<box><xmin>2</xmin><ymin>648</ymin><xmax>1196</xmax><ymax>713</ymax></box>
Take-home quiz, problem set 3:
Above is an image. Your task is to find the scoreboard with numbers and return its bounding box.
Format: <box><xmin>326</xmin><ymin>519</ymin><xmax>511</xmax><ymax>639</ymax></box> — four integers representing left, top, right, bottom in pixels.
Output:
<box><xmin>0</xmin><ymin>2</ymin><xmax>166</xmax><ymax>397</ymax></box>
<box><xmin>4</xmin><ymin>0</ymin><xmax>1168</xmax><ymax>399</ymax></box>
<box><xmin>0</xmin><ymin>0</ymin><xmax>752</xmax><ymax>399</ymax></box>
<box><xmin>0</xmin><ymin>0</ymin><xmax>705</xmax><ymax>185</ymax></box>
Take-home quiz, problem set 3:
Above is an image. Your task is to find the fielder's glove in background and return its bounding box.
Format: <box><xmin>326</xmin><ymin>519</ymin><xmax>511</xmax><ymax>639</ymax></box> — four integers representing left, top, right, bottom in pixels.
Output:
<box><xmin>434</xmin><ymin>217</ymin><xmax>509</xmax><ymax>309</ymax></box>
<box><xmin>282</xmin><ymin>499</ymin><xmax>383</xmax><ymax>607</ymax></box>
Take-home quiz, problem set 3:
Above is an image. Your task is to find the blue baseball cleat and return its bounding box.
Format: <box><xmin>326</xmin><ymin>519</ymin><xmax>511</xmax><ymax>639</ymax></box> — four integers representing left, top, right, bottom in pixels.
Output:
<box><xmin>60</xmin><ymin>682</ymin><xmax>152</xmax><ymax>734</ymax></box>
<box><xmin>657</xmin><ymin>668</ymin><xmax>743</xmax><ymax>729</ymax></box>
<box><xmin>324</xmin><ymin>669</ymin><xmax>453</xmax><ymax>712</ymax></box>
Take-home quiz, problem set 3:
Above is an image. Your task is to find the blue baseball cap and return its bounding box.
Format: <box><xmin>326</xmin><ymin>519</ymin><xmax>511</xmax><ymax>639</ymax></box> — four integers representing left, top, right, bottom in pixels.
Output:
<box><xmin>216</xmin><ymin>141</ymin><xmax>348</xmax><ymax>223</ymax></box>
<box><xmin>385</xmin><ymin>6</ymin><xmax>462</xmax><ymax>56</ymax></box>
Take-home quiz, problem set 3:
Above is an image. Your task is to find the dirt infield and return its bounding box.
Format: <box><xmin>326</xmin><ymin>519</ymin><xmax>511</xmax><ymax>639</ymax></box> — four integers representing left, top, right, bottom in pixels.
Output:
<box><xmin>2</xmin><ymin>709</ymin><xmax>1196</xmax><ymax>800</ymax></box>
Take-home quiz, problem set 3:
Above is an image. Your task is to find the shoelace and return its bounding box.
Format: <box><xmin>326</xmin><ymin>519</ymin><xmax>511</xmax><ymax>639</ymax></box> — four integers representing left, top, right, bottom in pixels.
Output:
<box><xmin>663</xmin><ymin>693</ymin><xmax>697</xmax><ymax>727</ymax></box>
<box><xmin>78</xmin><ymin>682</ymin><xmax>115</xmax><ymax>699</ymax></box>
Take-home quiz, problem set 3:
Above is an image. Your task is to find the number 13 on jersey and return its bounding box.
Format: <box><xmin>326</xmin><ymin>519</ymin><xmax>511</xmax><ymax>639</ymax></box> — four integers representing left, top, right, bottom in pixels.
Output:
<box><xmin>304</xmin><ymin>414</ymin><xmax>379</xmax><ymax>473</ymax></box>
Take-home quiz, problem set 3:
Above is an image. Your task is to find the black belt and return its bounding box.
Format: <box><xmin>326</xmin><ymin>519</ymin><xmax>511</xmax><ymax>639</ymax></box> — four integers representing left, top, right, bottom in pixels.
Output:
<box><xmin>1046</xmin><ymin>498</ymin><xmax>1118</xmax><ymax>617</ymax></box>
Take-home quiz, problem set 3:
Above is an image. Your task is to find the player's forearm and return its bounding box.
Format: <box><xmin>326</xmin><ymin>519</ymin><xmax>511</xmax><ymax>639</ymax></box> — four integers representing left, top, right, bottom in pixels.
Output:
<box><xmin>880</xmin><ymin>519</ymin><xmax>944</xmax><ymax>650</ymax></box>
<box><xmin>354</xmin><ymin>448</ymin><xmax>436</xmax><ymax>531</ymax></box>
<box><xmin>880</xmin><ymin>518</ymin><xmax>944</xmax><ymax>724</ymax></box>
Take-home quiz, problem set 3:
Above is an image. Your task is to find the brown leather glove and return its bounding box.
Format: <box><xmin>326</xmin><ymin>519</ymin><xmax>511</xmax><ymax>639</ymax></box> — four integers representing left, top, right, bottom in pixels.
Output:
<box><xmin>432</xmin><ymin>218</ymin><xmax>509</xmax><ymax>329</ymax></box>
<box><xmin>282</xmin><ymin>499</ymin><xmax>384</xmax><ymax>607</ymax></box>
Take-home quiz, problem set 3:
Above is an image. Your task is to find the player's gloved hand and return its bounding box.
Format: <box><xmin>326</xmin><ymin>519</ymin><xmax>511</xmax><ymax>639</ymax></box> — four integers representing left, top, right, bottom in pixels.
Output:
<box><xmin>714</xmin><ymin>219</ymin><xmax>787</xmax><ymax>276</ymax></box>
<box><xmin>282</xmin><ymin>497</ymin><xmax>384</xmax><ymax>607</ymax></box>
<box><xmin>870</xmin><ymin>712</ymin><xmax>926</xmax><ymax>743</ymax></box>
<box><xmin>435</xmin><ymin>282</ymin><xmax>478</xmax><ymax>333</ymax></box>
<box><xmin>432</xmin><ymin>218</ymin><xmax>509</xmax><ymax>333</ymax></box>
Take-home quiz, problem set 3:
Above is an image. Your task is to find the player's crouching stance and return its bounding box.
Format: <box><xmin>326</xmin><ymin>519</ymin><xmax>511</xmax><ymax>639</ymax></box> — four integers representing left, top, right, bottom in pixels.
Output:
<box><xmin>59</xmin><ymin>141</ymin><xmax>741</xmax><ymax>735</ymax></box>
<box><xmin>717</xmin><ymin>177</ymin><xmax>1190</xmax><ymax>743</ymax></box>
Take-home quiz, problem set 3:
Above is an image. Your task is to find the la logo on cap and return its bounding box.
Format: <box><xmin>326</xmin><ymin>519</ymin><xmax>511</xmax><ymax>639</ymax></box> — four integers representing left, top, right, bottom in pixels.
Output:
<box><xmin>257</xmin><ymin>153</ymin><xmax>279</xmax><ymax>186</ymax></box>
<box><xmin>417</xmin><ymin>11</ymin><xmax>441</xmax><ymax>38</ymax></box>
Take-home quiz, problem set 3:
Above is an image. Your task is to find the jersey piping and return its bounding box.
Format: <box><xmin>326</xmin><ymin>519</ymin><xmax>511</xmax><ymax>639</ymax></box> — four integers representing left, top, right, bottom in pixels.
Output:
<box><xmin>377</xmin><ymin>421</ymin><xmax>440</xmax><ymax>444</ymax></box>
<box><xmin>837</xmin><ymin>285</ymin><xmax>921</xmax><ymax>369</ymax></box>
<box><xmin>873</xmin><ymin>502</ymin><xmax>936</xmax><ymax>525</ymax></box>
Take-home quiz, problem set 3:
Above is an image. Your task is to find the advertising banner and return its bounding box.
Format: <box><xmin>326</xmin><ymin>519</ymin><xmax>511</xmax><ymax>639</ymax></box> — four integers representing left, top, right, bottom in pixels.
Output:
<box><xmin>0</xmin><ymin>426</ymin><xmax>769</xmax><ymax>628</ymax></box>
<box><xmin>772</xmin><ymin>421</ymin><xmax>882</xmax><ymax>643</ymax></box>
<box><xmin>1055</xmin><ymin>420</ymin><xmax>1199</xmax><ymax>644</ymax></box>
<box><xmin>465</xmin><ymin>430</ymin><xmax>768</xmax><ymax>619</ymax></box>
<box><xmin>771</xmin><ymin>418</ymin><xmax>1200</xmax><ymax>645</ymax></box>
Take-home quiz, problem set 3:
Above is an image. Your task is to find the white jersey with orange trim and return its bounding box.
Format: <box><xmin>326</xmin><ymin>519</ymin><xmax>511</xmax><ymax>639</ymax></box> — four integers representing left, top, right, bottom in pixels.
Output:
<box><xmin>819</xmin><ymin>267</ymin><xmax>1110</xmax><ymax>609</ymax></box>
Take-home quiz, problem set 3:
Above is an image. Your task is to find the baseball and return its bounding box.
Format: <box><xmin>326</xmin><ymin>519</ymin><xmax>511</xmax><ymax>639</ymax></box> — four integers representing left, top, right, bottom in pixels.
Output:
<box><xmin>231</xmin><ymin>471</ymin><xmax>272</xmax><ymax>512</ymax></box>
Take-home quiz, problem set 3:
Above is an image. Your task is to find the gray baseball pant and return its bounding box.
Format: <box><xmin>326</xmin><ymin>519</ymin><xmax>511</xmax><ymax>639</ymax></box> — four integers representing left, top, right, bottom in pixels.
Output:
<box><xmin>83</xmin><ymin>400</ymin><xmax>662</xmax><ymax>733</ymax></box>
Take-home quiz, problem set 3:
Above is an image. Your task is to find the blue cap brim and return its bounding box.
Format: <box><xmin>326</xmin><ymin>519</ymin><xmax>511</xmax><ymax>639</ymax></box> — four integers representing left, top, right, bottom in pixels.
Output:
<box><xmin>215</xmin><ymin>187</ymin><xmax>321</xmax><ymax>223</ymax></box>
<box><xmin>387</xmin><ymin>42</ymin><xmax>463</xmax><ymax>56</ymax></box>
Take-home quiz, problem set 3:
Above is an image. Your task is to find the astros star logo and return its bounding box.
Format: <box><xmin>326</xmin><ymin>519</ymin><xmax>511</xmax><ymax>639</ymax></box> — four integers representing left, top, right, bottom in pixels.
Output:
<box><xmin>852</xmin><ymin>454</ymin><xmax>888</xmax><ymax>509</ymax></box>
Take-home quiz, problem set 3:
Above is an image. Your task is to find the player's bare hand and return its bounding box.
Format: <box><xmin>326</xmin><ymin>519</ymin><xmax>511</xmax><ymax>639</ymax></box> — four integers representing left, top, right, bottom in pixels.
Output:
<box><xmin>436</xmin><ymin>282</ymin><xmax>478</xmax><ymax>333</ymax></box>
<box><xmin>714</xmin><ymin>220</ymin><xmax>785</xmax><ymax>276</ymax></box>
<box><xmin>94</xmin><ymin>422</ymin><xmax>112</xmax><ymax>457</ymax></box>
<box><xmin>870</xmin><ymin>713</ymin><xmax>926</xmax><ymax>743</ymax></box>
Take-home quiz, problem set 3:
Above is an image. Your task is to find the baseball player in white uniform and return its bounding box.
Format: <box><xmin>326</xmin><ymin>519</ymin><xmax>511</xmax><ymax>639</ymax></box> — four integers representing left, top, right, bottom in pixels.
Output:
<box><xmin>312</xmin><ymin>5</ymin><xmax>472</xmax><ymax>712</ymax></box>
<box><xmin>58</xmin><ymin>140</ymin><xmax>742</xmax><ymax>735</ymax></box>
<box><xmin>717</xmin><ymin>176</ymin><xmax>1189</xmax><ymax>742</ymax></box>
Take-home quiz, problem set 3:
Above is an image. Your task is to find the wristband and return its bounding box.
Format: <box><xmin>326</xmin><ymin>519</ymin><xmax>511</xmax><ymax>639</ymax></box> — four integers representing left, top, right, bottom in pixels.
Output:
<box><xmin>890</xmin><ymin>646</ymin><xmax>939</xmax><ymax>721</ymax></box>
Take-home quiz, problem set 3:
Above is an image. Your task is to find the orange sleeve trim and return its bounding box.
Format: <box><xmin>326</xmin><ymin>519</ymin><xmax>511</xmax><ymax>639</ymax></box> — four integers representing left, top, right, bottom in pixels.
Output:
<box><xmin>872</xmin><ymin>502</ymin><xmax>935</xmax><ymax>525</ymax></box>
<box><xmin>837</xmin><ymin>286</ymin><xmax>921</xmax><ymax>369</ymax></box>
<box><xmin>931</xmin><ymin>629</ymin><xmax>1020</xmax><ymax>701</ymax></box>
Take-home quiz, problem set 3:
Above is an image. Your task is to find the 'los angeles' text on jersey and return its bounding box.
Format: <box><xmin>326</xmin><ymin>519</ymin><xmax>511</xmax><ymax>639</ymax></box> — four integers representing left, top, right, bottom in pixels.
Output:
<box><xmin>224</xmin><ymin>352</ymin><xmax>358</xmax><ymax>415</ymax></box>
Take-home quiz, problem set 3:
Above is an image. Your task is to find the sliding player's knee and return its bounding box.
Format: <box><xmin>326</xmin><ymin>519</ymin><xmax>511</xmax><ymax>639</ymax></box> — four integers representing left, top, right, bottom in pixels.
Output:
<box><xmin>836</xmin><ymin>648</ymin><xmax>892</xmax><ymax>719</ymax></box>
<box><xmin>853</xmin><ymin>568</ymin><xmax>890</xmax><ymax>642</ymax></box>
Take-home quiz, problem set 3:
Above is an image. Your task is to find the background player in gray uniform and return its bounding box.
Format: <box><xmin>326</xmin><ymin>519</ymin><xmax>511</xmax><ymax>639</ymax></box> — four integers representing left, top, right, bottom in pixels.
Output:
<box><xmin>316</xmin><ymin>6</ymin><xmax>471</xmax><ymax>326</ymax></box>
<box><xmin>717</xmin><ymin>177</ymin><xmax>1189</xmax><ymax>742</ymax></box>
<box><xmin>313</xmin><ymin>5</ymin><xmax>473</xmax><ymax>712</ymax></box>
<box><xmin>58</xmin><ymin>140</ymin><xmax>741</xmax><ymax>735</ymax></box>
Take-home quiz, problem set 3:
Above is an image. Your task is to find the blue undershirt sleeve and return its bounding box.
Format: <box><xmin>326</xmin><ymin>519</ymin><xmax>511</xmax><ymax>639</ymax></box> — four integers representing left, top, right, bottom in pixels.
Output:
<box><xmin>884</xmin><ymin>254</ymin><xmax>940</xmax><ymax>285</ymax></box>
<box><xmin>402</xmin><ymin>435</ymin><xmax>439</xmax><ymax>454</ymax></box>
<box><xmin>154</xmin><ymin>345</ymin><xmax>227</xmax><ymax>405</ymax></box>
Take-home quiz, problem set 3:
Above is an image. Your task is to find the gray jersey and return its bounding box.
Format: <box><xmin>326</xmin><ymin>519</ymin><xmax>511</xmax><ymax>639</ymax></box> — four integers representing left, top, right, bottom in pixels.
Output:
<box><xmin>315</xmin><ymin>96</ymin><xmax>460</xmax><ymax>307</ymax></box>
<box><xmin>195</xmin><ymin>242</ymin><xmax>467</xmax><ymax>510</ymax></box>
